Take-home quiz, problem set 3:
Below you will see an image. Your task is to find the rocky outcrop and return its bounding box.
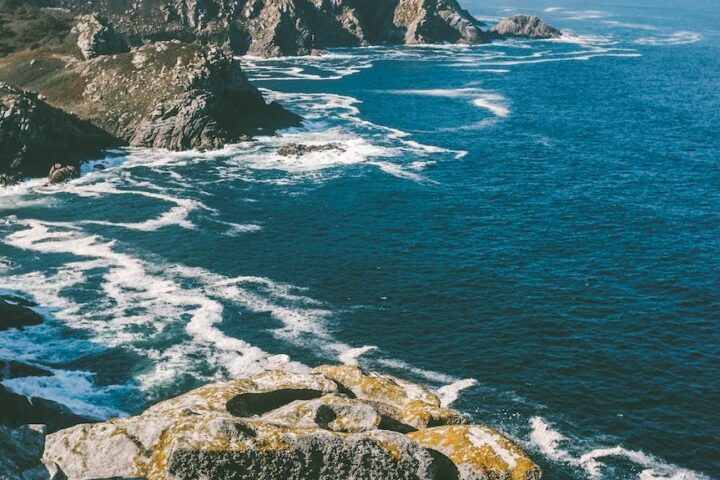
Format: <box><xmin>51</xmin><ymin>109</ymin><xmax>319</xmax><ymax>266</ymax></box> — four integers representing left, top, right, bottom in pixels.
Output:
<box><xmin>277</xmin><ymin>143</ymin><xmax>345</xmax><ymax>157</ymax></box>
<box><xmin>33</xmin><ymin>0</ymin><xmax>490</xmax><ymax>56</ymax></box>
<box><xmin>72</xmin><ymin>14</ymin><xmax>128</xmax><ymax>60</ymax></box>
<box><xmin>43</xmin><ymin>366</ymin><xmax>541</xmax><ymax>480</ymax></box>
<box><xmin>0</xmin><ymin>424</ymin><xmax>67</xmax><ymax>480</ymax></box>
<box><xmin>490</xmin><ymin>15</ymin><xmax>562</xmax><ymax>39</ymax></box>
<box><xmin>0</xmin><ymin>295</ymin><xmax>43</xmax><ymax>331</ymax></box>
<box><xmin>0</xmin><ymin>83</ymin><xmax>120</xmax><ymax>182</ymax></box>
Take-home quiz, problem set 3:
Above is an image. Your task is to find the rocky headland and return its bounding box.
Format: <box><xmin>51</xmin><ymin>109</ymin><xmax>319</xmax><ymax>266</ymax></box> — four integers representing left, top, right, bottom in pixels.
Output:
<box><xmin>1</xmin><ymin>364</ymin><xmax>542</xmax><ymax>479</ymax></box>
<box><xmin>0</xmin><ymin>0</ymin><xmax>561</xmax><ymax>184</ymax></box>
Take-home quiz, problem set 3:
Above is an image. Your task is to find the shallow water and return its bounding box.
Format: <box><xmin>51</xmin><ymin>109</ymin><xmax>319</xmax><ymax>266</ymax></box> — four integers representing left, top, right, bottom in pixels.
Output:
<box><xmin>1</xmin><ymin>0</ymin><xmax>719</xmax><ymax>478</ymax></box>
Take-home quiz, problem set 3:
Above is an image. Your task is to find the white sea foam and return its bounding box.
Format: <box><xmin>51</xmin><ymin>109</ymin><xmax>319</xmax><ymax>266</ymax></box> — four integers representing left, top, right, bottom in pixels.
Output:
<box><xmin>380</xmin><ymin>88</ymin><xmax>511</xmax><ymax>118</ymax></box>
<box><xmin>2</xmin><ymin>369</ymin><xmax>126</xmax><ymax>419</ymax></box>
<box><xmin>436</xmin><ymin>378</ymin><xmax>478</xmax><ymax>407</ymax></box>
<box><xmin>337</xmin><ymin>345</ymin><xmax>377</xmax><ymax>365</ymax></box>
<box><xmin>528</xmin><ymin>417</ymin><xmax>711</xmax><ymax>480</ymax></box>
<box><xmin>636</xmin><ymin>32</ymin><xmax>702</xmax><ymax>46</ymax></box>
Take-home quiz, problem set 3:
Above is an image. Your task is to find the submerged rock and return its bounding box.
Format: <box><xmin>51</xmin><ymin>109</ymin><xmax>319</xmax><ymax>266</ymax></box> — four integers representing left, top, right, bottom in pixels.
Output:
<box><xmin>0</xmin><ymin>386</ymin><xmax>93</xmax><ymax>433</ymax></box>
<box><xmin>0</xmin><ymin>83</ymin><xmax>120</xmax><ymax>182</ymax></box>
<box><xmin>0</xmin><ymin>296</ymin><xmax>43</xmax><ymax>331</ymax></box>
<box><xmin>0</xmin><ymin>359</ymin><xmax>53</xmax><ymax>381</ymax></box>
<box><xmin>44</xmin><ymin>365</ymin><xmax>540</xmax><ymax>479</ymax></box>
<box><xmin>490</xmin><ymin>15</ymin><xmax>562</xmax><ymax>39</ymax></box>
<box><xmin>277</xmin><ymin>143</ymin><xmax>345</xmax><ymax>157</ymax></box>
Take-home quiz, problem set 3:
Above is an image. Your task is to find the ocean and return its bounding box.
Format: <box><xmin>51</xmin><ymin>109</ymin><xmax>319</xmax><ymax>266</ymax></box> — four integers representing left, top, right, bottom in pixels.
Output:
<box><xmin>1</xmin><ymin>0</ymin><xmax>718</xmax><ymax>478</ymax></box>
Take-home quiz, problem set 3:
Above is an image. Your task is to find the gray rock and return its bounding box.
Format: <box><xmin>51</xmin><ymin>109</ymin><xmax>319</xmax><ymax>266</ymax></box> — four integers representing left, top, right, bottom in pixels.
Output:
<box><xmin>0</xmin><ymin>424</ymin><xmax>45</xmax><ymax>478</ymax></box>
<box><xmin>277</xmin><ymin>143</ymin><xmax>345</xmax><ymax>157</ymax></box>
<box><xmin>491</xmin><ymin>15</ymin><xmax>562</xmax><ymax>39</ymax></box>
<box><xmin>72</xmin><ymin>14</ymin><xmax>128</xmax><ymax>60</ymax></box>
<box><xmin>0</xmin><ymin>83</ymin><xmax>120</xmax><ymax>182</ymax></box>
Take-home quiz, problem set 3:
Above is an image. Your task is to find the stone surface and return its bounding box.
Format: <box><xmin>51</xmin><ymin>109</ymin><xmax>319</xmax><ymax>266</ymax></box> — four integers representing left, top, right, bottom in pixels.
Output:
<box><xmin>0</xmin><ymin>83</ymin><xmax>118</xmax><ymax>182</ymax></box>
<box><xmin>408</xmin><ymin>425</ymin><xmax>543</xmax><ymax>480</ymax></box>
<box><xmin>0</xmin><ymin>424</ymin><xmax>66</xmax><ymax>480</ymax></box>
<box><xmin>72</xmin><ymin>14</ymin><xmax>128</xmax><ymax>60</ymax></box>
<box><xmin>313</xmin><ymin>365</ymin><xmax>467</xmax><ymax>431</ymax></box>
<box><xmin>42</xmin><ymin>366</ymin><xmax>539</xmax><ymax>480</ymax></box>
<box><xmin>490</xmin><ymin>15</ymin><xmax>562</xmax><ymax>39</ymax></box>
<box><xmin>261</xmin><ymin>393</ymin><xmax>381</xmax><ymax>432</ymax></box>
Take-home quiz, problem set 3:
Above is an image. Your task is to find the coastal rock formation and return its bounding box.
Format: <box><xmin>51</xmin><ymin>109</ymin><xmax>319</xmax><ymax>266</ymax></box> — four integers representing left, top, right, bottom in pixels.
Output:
<box><xmin>409</xmin><ymin>425</ymin><xmax>542</xmax><ymax>480</ymax></box>
<box><xmin>34</xmin><ymin>0</ymin><xmax>491</xmax><ymax>56</ymax></box>
<box><xmin>0</xmin><ymin>40</ymin><xmax>300</xmax><ymax>154</ymax></box>
<box><xmin>0</xmin><ymin>424</ymin><xmax>67</xmax><ymax>480</ymax></box>
<box><xmin>0</xmin><ymin>295</ymin><xmax>43</xmax><ymax>331</ymax></box>
<box><xmin>490</xmin><ymin>15</ymin><xmax>562</xmax><ymax>39</ymax></box>
<box><xmin>277</xmin><ymin>143</ymin><xmax>345</xmax><ymax>157</ymax></box>
<box><xmin>0</xmin><ymin>83</ymin><xmax>120</xmax><ymax>182</ymax></box>
<box><xmin>43</xmin><ymin>365</ymin><xmax>541</xmax><ymax>480</ymax></box>
<box><xmin>72</xmin><ymin>14</ymin><xmax>128</xmax><ymax>60</ymax></box>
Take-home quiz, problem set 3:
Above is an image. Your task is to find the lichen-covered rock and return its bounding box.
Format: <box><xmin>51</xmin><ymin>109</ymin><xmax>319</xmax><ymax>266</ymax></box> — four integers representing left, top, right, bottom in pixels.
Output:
<box><xmin>0</xmin><ymin>83</ymin><xmax>120</xmax><ymax>181</ymax></box>
<box><xmin>490</xmin><ymin>15</ymin><xmax>562</xmax><ymax>39</ymax></box>
<box><xmin>261</xmin><ymin>394</ymin><xmax>381</xmax><ymax>432</ymax></box>
<box><xmin>408</xmin><ymin>425</ymin><xmax>542</xmax><ymax>480</ymax></box>
<box><xmin>44</xmin><ymin>366</ymin><xmax>541</xmax><ymax>480</ymax></box>
<box><xmin>313</xmin><ymin>365</ymin><xmax>467</xmax><ymax>431</ymax></box>
<box><xmin>150</xmin><ymin>417</ymin><xmax>438</xmax><ymax>480</ymax></box>
<box><xmin>72</xmin><ymin>14</ymin><xmax>128</xmax><ymax>60</ymax></box>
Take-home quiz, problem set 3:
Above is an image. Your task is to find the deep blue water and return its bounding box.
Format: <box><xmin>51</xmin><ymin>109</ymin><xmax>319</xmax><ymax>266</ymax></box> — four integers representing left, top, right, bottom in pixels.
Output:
<box><xmin>1</xmin><ymin>1</ymin><xmax>719</xmax><ymax>478</ymax></box>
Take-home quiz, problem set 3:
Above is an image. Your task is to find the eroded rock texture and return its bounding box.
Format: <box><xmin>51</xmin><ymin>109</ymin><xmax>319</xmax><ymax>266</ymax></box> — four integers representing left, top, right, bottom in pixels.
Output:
<box><xmin>44</xmin><ymin>366</ymin><xmax>541</xmax><ymax>480</ymax></box>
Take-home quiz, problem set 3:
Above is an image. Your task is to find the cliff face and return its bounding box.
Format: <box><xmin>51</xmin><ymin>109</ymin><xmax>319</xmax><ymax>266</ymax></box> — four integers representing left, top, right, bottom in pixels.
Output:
<box><xmin>32</xmin><ymin>0</ymin><xmax>490</xmax><ymax>56</ymax></box>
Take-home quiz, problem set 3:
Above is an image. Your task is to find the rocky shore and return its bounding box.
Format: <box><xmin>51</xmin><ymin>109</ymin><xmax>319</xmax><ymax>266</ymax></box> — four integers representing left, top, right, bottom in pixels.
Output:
<box><xmin>2</xmin><ymin>364</ymin><xmax>542</xmax><ymax>479</ymax></box>
<box><xmin>0</xmin><ymin>0</ymin><xmax>560</xmax><ymax>184</ymax></box>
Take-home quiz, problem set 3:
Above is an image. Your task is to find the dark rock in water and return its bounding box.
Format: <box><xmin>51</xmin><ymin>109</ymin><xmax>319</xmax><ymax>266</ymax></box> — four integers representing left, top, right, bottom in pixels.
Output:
<box><xmin>0</xmin><ymin>83</ymin><xmax>121</xmax><ymax>181</ymax></box>
<box><xmin>0</xmin><ymin>359</ymin><xmax>54</xmax><ymax>381</ymax></box>
<box><xmin>0</xmin><ymin>173</ymin><xmax>19</xmax><ymax>186</ymax></box>
<box><xmin>0</xmin><ymin>385</ymin><xmax>94</xmax><ymax>433</ymax></box>
<box><xmin>0</xmin><ymin>297</ymin><xmax>43</xmax><ymax>331</ymax></box>
<box><xmin>48</xmin><ymin>163</ymin><xmax>80</xmax><ymax>184</ymax></box>
<box><xmin>277</xmin><ymin>143</ymin><xmax>345</xmax><ymax>157</ymax></box>
<box><xmin>35</xmin><ymin>0</ymin><xmax>491</xmax><ymax>56</ymax></box>
<box><xmin>0</xmin><ymin>424</ymin><xmax>67</xmax><ymax>480</ymax></box>
<box><xmin>490</xmin><ymin>15</ymin><xmax>562</xmax><ymax>39</ymax></box>
<box><xmin>72</xmin><ymin>14</ymin><xmax>129</xmax><ymax>60</ymax></box>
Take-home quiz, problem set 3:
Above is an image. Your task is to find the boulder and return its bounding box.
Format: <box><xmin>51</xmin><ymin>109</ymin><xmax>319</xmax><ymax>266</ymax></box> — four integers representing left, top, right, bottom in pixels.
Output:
<box><xmin>490</xmin><ymin>15</ymin><xmax>562</xmax><ymax>39</ymax></box>
<box><xmin>313</xmin><ymin>365</ymin><xmax>467</xmax><ymax>431</ymax></box>
<box><xmin>0</xmin><ymin>83</ymin><xmax>119</xmax><ymax>182</ymax></box>
<box><xmin>72</xmin><ymin>14</ymin><xmax>128</xmax><ymax>60</ymax></box>
<box><xmin>43</xmin><ymin>366</ymin><xmax>541</xmax><ymax>480</ymax></box>
<box><xmin>48</xmin><ymin>163</ymin><xmax>79</xmax><ymax>184</ymax></box>
<box><xmin>408</xmin><ymin>425</ymin><xmax>542</xmax><ymax>480</ymax></box>
<box><xmin>0</xmin><ymin>296</ymin><xmax>43</xmax><ymax>331</ymax></box>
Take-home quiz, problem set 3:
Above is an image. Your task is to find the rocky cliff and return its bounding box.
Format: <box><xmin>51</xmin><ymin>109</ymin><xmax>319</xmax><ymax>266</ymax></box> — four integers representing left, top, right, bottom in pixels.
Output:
<box><xmin>0</xmin><ymin>0</ymin><xmax>300</xmax><ymax>182</ymax></box>
<box><xmin>30</xmin><ymin>0</ymin><xmax>491</xmax><ymax>56</ymax></box>
<box><xmin>37</xmin><ymin>365</ymin><xmax>541</xmax><ymax>480</ymax></box>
